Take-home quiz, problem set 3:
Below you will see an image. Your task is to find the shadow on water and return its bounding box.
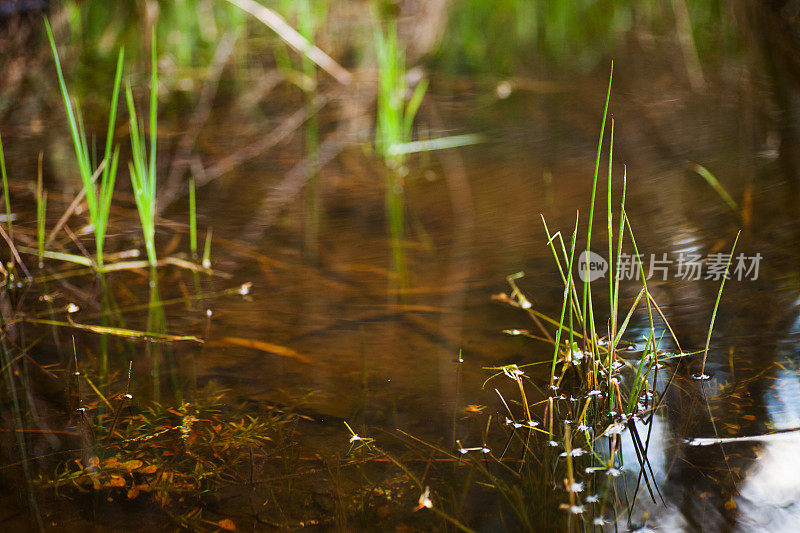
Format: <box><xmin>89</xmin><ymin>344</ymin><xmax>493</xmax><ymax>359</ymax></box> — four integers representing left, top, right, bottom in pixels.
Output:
<box><xmin>1</xmin><ymin>1</ymin><xmax>800</xmax><ymax>530</ymax></box>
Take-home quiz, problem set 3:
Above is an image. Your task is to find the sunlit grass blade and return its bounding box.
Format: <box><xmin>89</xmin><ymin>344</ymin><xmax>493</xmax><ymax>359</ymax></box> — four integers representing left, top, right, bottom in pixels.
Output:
<box><xmin>202</xmin><ymin>227</ymin><xmax>213</xmax><ymax>269</ymax></box>
<box><xmin>126</xmin><ymin>32</ymin><xmax>159</xmax><ymax>267</ymax></box>
<box><xmin>387</xmin><ymin>133</ymin><xmax>483</xmax><ymax>157</ymax></box>
<box><xmin>550</xmin><ymin>211</ymin><xmax>579</xmax><ymax>385</ymax></box>
<box><xmin>581</xmin><ymin>61</ymin><xmax>613</xmax><ymax>347</ymax></box>
<box><xmin>691</xmin><ymin>163</ymin><xmax>738</xmax><ymax>211</ymax></box>
<box><xmin>36</xmin><ymin>164</ymin><xmax>46</xmax><ymax>268</ymax></box>
<box><xmin>699</xmin><ymin>231</ymin><xmax>740</xmax><ymax>378</ymax></box>
<box><xmin>189</xmin><ymin>178</ymin><xmax>197</xmax><ymax>259</ymax></box>
<box><xmin>17</xmin><ymin>246</ymin><xmax>93</xmax><ymax>267</ymax></box>
<box><xmin>0</xmin><ymin>131</ymin><xmax>12</xmax><ymax>241</ymax></box>
<box><xmin>25</xmin><ymin>318</ymin><xmax>203</xmax><ymax>343</ymax></box>
<box><xmin>402</xmin><ymin>78</ymin><xmax>429</xmax><ymax>142</ymax></box>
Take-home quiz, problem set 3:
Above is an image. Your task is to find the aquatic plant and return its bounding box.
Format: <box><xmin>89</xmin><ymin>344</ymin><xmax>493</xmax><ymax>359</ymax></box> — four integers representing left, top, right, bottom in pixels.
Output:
<box><xmin>456</xmin><ymin>67</ymin><xmax>675</xmax><ymax>528</ymax></box>
<box><xmin>45</xmin><ymin>20</ymin><xmax>124</xmax><ymax>268</ymax></box>
<box><xmin>373</xmin><ymin>10</ymin><xmax>428</xmax><ymax>282</ymax></box>
<box><xmin>125</xmin><ymin>32</ymin><xmax>159</xmax><ymax>267</ymax></box>
<box><xmin>297</xmin><ymin>0</ymin><xmax>325</xmax><ymax>258</ymax></box>
<box><xmin>41</xmin><ymin>385</ymin><xmax>296</xmax><ymax>529</ymax></box>
<box><xmin>475</xmin><ymin>66</ymin><xmax>742</xmax><ymax>528</ymax></box>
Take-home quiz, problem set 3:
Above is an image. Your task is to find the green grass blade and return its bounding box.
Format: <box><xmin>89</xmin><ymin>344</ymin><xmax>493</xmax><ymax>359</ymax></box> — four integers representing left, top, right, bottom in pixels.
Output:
<box><xmin>202</xmin><ymin>228</ymin><xmax>213</xmax><ymax>268</ymax></box>
<box><xmin>691</xmin><ymin>163</ymin><xmax>738</xmax><ymax>211</ymax></box>
<box><xmin>148</xmin><ymin>32</ymin><xmax>158</xmax><ymax>203</ymax></box>
<box><xmin>189</xmin><ymin>178</ymin><xmax>197</xmax><ymax>259</ymax></box>
<box><xmin>699</xmin><ymin>231</ymin><xmax>740</xmax><ymax>377</ymax></box>
<box><xmin>551</xmin><ymin>212</ymin><xmax>579</xmax><ymax>385</ymax></box>
<box><xmin>103</xmin><ymin>48</ymin><xmax>125</xmax><ymax>176</ymax></box>
<box><xmin>581</xmin><ymin>62</ymin><xmax>613</xmax><ymax>337</ymax></box>
<box><xmin>402</xmin><ymin>78</ymin><xmax>428</xmax><ymax>142</ymax></box>
<box><xmin>0</xmin><ymin>132</ymin><xmax>11</xmax><ymax>240</ymax></box>
<box><xmin>37</xmin><ymin>192</ymin><xmax>46</xmax><ymax>268</ymax></box>
<box><xmin>45</xmin><ymin>19</ymin><xmax>92</xmax><ymax>185</ymax></box>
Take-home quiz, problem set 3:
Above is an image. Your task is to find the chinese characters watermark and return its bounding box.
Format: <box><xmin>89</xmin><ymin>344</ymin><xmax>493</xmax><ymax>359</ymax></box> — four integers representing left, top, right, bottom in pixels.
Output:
<box><xmin>577</xmin><ymin>251</ymin><xmax>762</xmax><ymax>282</ymax></box>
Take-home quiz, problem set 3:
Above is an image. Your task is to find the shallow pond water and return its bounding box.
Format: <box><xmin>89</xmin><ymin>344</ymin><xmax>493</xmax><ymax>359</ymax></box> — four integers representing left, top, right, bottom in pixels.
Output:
<box><xmin>2</xmin><ymin>3</ymin><xmax>800</xmax><ymax>531</ymax></box>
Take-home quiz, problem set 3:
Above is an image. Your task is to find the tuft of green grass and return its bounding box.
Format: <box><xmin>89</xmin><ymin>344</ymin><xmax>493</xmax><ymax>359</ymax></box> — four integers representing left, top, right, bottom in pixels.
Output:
<box><xmin>374</xmin><ymin>14</ymin><xmax>429</xmax><ymax>170</ymax></box>
<box><xmin>490</xmin><ymin>66</ymin><xmax>696</xmax><ymax>525</ymax></box>
<box><xmin>373</xmin><ymin>11</ymin><xmax>428</xmax><ymax>282</ymax></box>
<box><xmin>45</xmin><ymin>19</ymin><xmax>123</xmax><ymax>268</ymax></box>
<box><xmin>125</xmin><ymin>32</ymin><xmax>159</xmax><ymax>267</ymax></box>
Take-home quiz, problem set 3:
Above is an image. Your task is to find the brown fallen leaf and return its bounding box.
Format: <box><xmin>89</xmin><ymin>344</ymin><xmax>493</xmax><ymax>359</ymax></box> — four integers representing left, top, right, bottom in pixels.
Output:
<box><xmin>119</xmin><ymin>459</ymin><xmax>143</xmax><ymax>471</ymax></box>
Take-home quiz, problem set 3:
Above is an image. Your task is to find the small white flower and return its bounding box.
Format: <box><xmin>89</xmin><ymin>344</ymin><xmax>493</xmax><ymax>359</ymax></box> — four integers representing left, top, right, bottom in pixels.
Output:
<box><xmin>67</xmin><ymin>303</ymin><xmax>80</xmax><ymax>313</ymax></box>
<box><xmin>415</xmin><ymin>486</ymin><xmax>433</xmax><ymax>510</ymax></box>
<box><xmin>559</xmin><ymin>448</ymin><xmax>585</xmax><ymax>457</ymax></box>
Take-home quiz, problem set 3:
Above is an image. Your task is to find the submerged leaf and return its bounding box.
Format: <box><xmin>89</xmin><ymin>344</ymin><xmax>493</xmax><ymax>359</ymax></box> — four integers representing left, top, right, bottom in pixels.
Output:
<box><xmin>218</xmin><ymin>519</ymin><xmax>237</xmax><ymax>531</ymax></box>
<box><xmin>218</xmin><ymin>337</ymin><xmax>313</xmax><ymax>364</ymax></box>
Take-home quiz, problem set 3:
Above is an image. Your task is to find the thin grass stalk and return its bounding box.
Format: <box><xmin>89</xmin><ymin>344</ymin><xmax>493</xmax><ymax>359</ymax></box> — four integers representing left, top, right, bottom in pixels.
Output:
<box><xmin>607</xmin><ymin>119</ymin><xmax>615</xmax><ymax>363</ymax></box>
<box><xmin>623</xmin><ymin>212</ymin><xmax>655</xmax><ymax>339</ymax></box>
<box><xmin>542</xmin><ymin>219</ymin><xmax>584</xmax><ymax>324</ymax></box>
<box><xmin>36</xmin><ymin>168</ymin><xmax>46</xmax><ymax>269</ymax></box>
<box><xmin>550</xmin><ymin>212</ymin><xmax>579</xmax><ymax>386</ymax></box>
<box><xmin>202</xmin><ymin>228</ymin><xmax>212</xmax><ymax>269</ymax></box>
<box><xmin>189</xmin><ymin>178</ymin><xmax>197</xmax><ymax>259</ymax></box>
<box><xmin>0</xmin><ymin>132</ymin><xmax>12</xmax><ymax>241</ymax></box>
<box><xmin>126</xmin><ymin>32</ymin><xmax>159</xmax><ymax>266</ymax></box>
<box><xmin>610</xmin><ymin>168</ymin><xmax>627</xmax><ymax>372</ymax></box>
<box><xmin>581</xmin><ymin>62</ymin><xmax>613</xmax><ymax>349</ymax></box>
<box><xmin>699</xmin><ymin>231</ymin><xmax>740</xmax><ymax>377</ymax></box>
<box><xmin>622</xmin><ymin>212</ymin><xmax>657</xmax><ymax>414</ymax></box>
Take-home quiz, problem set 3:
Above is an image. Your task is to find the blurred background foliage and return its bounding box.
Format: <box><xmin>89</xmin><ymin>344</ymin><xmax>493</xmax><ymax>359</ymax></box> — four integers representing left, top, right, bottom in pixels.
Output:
<box><xmin>46</xmin><ymin>0</ymin><xmax>745</xmax><ymax>86</ymax></box>
<box><xmin>432</xmin><ymin>0</ymin><xmax>740</xmax><ymax>76</ymax></box>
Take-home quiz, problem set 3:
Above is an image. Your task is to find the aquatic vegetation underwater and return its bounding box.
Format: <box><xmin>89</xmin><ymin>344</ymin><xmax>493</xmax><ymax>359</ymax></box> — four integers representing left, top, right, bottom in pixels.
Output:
<box><xmin>39</xmin><ymin>386</ymin><xmax>297</xmax><ymax>526</ymax></box>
